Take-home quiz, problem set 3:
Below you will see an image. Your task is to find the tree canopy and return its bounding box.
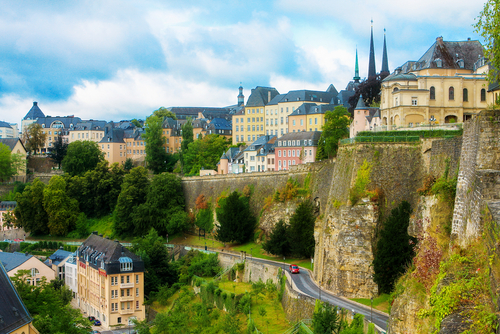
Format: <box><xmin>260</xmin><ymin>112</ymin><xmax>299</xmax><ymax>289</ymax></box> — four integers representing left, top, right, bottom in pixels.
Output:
<box><xmin>183</xmin><ymin>134</ymin><xmax>230</xmax><ymax>175</ymax></box>
<box><xmin>62</xmin><ymin>140</ymin><xmax>104</xmax><ymax>176</ymax></box>
<box><xmin>180</xmin><ymin>117</ymin><xmax>194</xmax><ymax>172</ymax></box>
<box><xmin>316</xmin><ymin>106</ymin><xmax>351</xmax><ymax>160</ymax></box>
<box><xmin>475</xmin><ymin>0</ymin><xmax>500</xmax><ymax>84</ymax></box>
<box><xmin>287</xmin><ymin>201</ymin><xmax>316</xmax><ymax>258</ymax></box>
<box><xmin>152</xmin><ymin>107</ymin><xmax>177</xmax><ymax>120</ymax></box>
<box><xmin>48</xmin><ymin>133</ymin><xmax>68</xmax><ymax>169</ymax></box>
<box><xmin>0</xmin><ymin>143</ymin><xmax>17</xmax><ymax>181</ymax></box>
<box><xmin>216</xmin><ymin>191</ymin><xmax>256</xmax><ymax>244</ymax></box>
<box><xmin>14</xmin><ymin>178</ymin><xmax>49</xmax><ymax>235</ymax></box>
<box><xmin>43</xmin><ymin>175</ymin><xmax>79</xmax><ymax>236</ymax></box>
<box><xmin>22</xmin><ymin>123</ymin><xmax>47</xmax><ymax>155</ymax></box>
<box><xmin>373</xmin><ymin>201</ymin><xmax>417</xmax><ymax>294</ymax></box>
<box><xmin>143</xmin><ymin>115</ymin><xmax>169</xmax><ymax>174</ymax></box>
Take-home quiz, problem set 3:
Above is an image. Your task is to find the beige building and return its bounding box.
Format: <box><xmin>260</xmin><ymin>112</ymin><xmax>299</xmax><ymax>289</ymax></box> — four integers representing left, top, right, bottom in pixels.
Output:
<box><xmin>68</xmin><ymin>120</ymin><xmax>106</xmax><ymax>144</ymax></box>
<box><xmin>0</xmin><ymin>252</ymin><xmax>55</xmax><ymax>285</ymax></box>
<box><xmin>77</xmin><ymin>233</ymin><xmax>145</xmax><ymax>328</ymax></box>
<box><xmin>0</xmin><ymin>138</ymin><xmax>27</xmax><ymax>177</ymax></box>
<box><xmin>380</xmin><ymin>38</ymin><xmax>489</xmax><ymax>128</ymax></box>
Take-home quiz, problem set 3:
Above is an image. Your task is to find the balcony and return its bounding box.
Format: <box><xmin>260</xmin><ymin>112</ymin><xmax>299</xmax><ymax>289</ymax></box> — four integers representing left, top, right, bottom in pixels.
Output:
<box><xmin>120</xmin><ymin>295</ymin><xmax>134</xmax><ymax>301</ymax></box>
<box><xmin>120</xmin><ymin>282</ymin><xmax>134</xmax><ymax>288</ymax></box>
<box><xmin>119</xmin><ymin>308</ymin><xmax>134</xmax><ymax>315</ymax></box>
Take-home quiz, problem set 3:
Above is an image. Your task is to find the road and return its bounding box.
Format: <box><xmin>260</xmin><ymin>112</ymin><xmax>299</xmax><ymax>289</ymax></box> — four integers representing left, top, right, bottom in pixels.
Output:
<box><xmin>248</xmin><ymin>256</ymin><xmax>389</xmax><ymax>331</ymax></box>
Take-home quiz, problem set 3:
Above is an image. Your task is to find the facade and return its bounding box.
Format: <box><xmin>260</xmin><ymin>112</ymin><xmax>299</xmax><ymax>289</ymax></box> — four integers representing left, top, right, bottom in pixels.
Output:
<box><xmin>36</xmin><ymin>115</ymin><xmax>81</xmax><ymax>153</ymax></box>
<box><xmin>0</xmin><ymin>121</ymin><xmax>15</xmax><ymax>139</ymax></box>
<box><xmin>68</xmin><ymin>120</ymin><xmax>107</xmax><ymax>144</ymax></box>
<box><xmin>44</xmin><ymin>248</ymin><xmax>72</xmax><ymax>281</ymax></box>
<box><xmin>217</xmin><ymin>147</ymin><xmax>243</xmax><ymax>175</ymax></box>
<box><xmin>243</xmin><ymin>135</ymin><xmax>276</xmax><ymax>172</ymax></box>
<box><xmin>65</xmin><ymin>252</ymin><xmax>78</xmax><ymax>299</ymax></box>
<box><xmin>0</xmin><ymin>201</ymin><xmax>18</xmax><ymax>234</ymax></box>
<box><xmin>380</xmin><ymin>37</ymin><xmax>488</xmax><ymax>128</ymax></box>
<box><xmin>350</xmin><ymin>97</ymin><xmax>381</xmax><ymax>137</ymax></box>
<box><xmin>77</xmin><ymin>233</ymin><xmax>145</xmax><ymax>327</ymax></box>
<box><xmin>0</xmin><ymin>252</ymin><xmax>55</xmax><ymax>285</ymax></box>
<box><xmin>0</xmin><ymin>262</ymin><xmax>39</xmax><ymax>334</ymax></box>
<box><xmin>21</xmin><ymin>102</ymin><xmax>45</xmax><ymax>134</ymax></box>
<box><xmin>275</xmin><ymin>131</ymin><xmax>321</xmax><ymax>171</ymax></box>
<box><xmin>206</xmin><ymin>118</ymin><xmax>232</xmax><ymax>139</ymax></box>
<box><xmin>0</xmin><ymin>139</ymin><xmax>27</xmax><ymax>177</ymax></box>
<box><xmin>162</xmin><ymin>118</ymin><xmax>183</xmax><ymax>154</ymax></box>
<box><xmin>288</xmin><ymin>103</ymin><xmax>339</xmax><ymax>133</ymax></box>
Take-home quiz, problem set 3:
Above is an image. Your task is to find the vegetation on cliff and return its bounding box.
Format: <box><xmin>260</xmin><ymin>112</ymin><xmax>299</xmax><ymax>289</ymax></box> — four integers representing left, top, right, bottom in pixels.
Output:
<box><xmin>216</xmin><ymin>190</ymin><xmax>256</xmax><ymax>244</ymax></box>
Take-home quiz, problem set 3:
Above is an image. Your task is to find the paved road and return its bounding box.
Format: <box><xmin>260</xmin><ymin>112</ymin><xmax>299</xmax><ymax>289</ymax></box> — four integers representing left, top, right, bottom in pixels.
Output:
<box><xmin>247</xmin><ymin>256</ymin><xmax>389</xmax><ymax>331</ymax></box>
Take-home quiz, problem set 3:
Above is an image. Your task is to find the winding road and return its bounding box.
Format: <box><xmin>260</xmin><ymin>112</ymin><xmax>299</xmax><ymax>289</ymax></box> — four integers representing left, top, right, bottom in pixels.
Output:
<box><xmin>244</xmin><ymin>255</ymin><xmax>389</xmax><ymax>331</ymax></box>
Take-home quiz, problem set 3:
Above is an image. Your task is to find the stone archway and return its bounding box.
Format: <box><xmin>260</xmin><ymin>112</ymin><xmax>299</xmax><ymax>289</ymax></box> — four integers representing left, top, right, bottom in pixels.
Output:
<box><xmin>445</xmin><ymin>115</ymin><xmax>458</xmax><ymax>123</ymax></box>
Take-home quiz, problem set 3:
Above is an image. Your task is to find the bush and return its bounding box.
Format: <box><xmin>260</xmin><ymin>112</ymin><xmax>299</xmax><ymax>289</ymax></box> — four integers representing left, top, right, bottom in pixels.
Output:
<box><xmin>349</xmin><ymin>160</ymin><xmax>373</xmax><ymax>205</ymax></box>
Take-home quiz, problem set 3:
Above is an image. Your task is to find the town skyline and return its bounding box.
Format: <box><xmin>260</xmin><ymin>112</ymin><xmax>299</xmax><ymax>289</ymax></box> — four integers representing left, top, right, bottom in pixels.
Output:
<box><xmin>0</xmin><ymin>0</ymin><xmax>486</xmax><ymax>125</ymax></box>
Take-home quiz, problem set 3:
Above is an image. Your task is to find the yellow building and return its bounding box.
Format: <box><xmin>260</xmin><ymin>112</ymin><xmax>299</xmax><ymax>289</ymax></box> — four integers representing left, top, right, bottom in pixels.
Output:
<box><xmin>380</xmin><ymin>38</ymin><xmax>489</xmax><ymax>128</ymax></box>
<box><xmin>162</xmin><ymin>117</ymin><xmax>183</xmax><ymax>154</ymax></box>
<box><xmin>68</xmin><ymin>120</ymin><xmax>106</xmax><ymax>144</ymax></box>
<box><xmin>36</xmin><ymin>115</ymin><xmax>81</xmax><ymax>153</ymax></box>
<box><xmin>77</xmin><ymin>233</ymin><xmax>145</xmax><ymax>328</ymax></box>
<box><xmin>288</xmin><ymin>103</ymin><xmax>338</xmax><ymax>134</ymax></box>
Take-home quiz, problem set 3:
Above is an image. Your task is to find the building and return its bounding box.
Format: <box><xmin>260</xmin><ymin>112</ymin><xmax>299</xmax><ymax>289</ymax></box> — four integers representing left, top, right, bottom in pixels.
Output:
<box><xmin>168</xmin><ymin>107</ymin><xmax>232</xmax><ymax>121</ymax></box>
<box><xmin>44</xmin><ymin>248</ymin><xmax>73</xmax><ymax>281</ymax></box>
<box><xmin>21</xmin><ymin>102</ymin><xmax>45</xmax><ymax>134</ymax></box>
<box><xmin>64</xmin><ymin>252</ymin><xmax>78</xmax><ymax>299</ymax></box>
<box><xmin>162</xmin><ymin>117</ymin><xmax>183</xmax><ymax>154</ymax></box>
<box><xmin>0</xmin><ymin>252</ymin><xmax>55</xmax><ymax>285</ymax></box>
<box><xmin>68</xmin><ymin>120</ymin><xmax>107</xmax><ymax>144</ymax></box>
<box><xmin>0</xmin><ymin>139</ymin><xmax>27</xmax><ymax>177</ymax></box>
<box><xmin>288</xmin><ymin>103</ymin><xmax>339</xmax><ymax>133</ymax></box>
<box><xmin>380</xmin><ymin>37</ymin><xmax>488</xmax><ymax>128</ymax></box>
<box><xmin>0</xmin><ymin>201</ymin><xmax>18</xmax><ymax>234</ymax></box>
<box><xmin>217</xmin><ymin>146</ymin><xmax>243</xmax><ymax>175</ymax></box>
<box><xmin>275</xmin><ymin>131</ymin><xmax>321</xmax><ymax>171</ymax></box>
<box><xmin>350</xmin><ymin>96</ymin><xmax>381</xmax><ymax>137</ymax></box>
<box><xmin>77</xmin><ymin>233</ymin><xmax>145</xmax><ymax>327</ymax></box>
<box><xmin>36</xmin><ymin>115</ymin><xmax>81</xmax><ymax>153</ymax></box>
<box><xmin>205</xmin><ymin>118</ymin><xmax>232</xmax><ymax>139</ymax></box>
<box><xmin>242</xmin><ymin>135</ymin><xmax>276</xmax><ymax>172</ymax></box>
<box><xmin>0</xmin><ymin>121</ymin><xmax>15</xmax><ymax>139</ymax></box>
<box><xmin>0</xmin><ymin>262</ymin><xmax>39</xmax><ymax>334</ymax></box>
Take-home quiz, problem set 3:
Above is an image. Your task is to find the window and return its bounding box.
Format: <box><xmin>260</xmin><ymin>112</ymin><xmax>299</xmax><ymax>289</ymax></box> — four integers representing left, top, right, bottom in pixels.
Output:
<box><xmin>127</xmin><ymin>275</ymin><xmax>130</xmax><ymax>283</ymax></box>
<box><xmin>293</xmin><ymin>120</ymin><xmax>295</xmax><ymax>126</ymax></box>
<box><xmin>136</xmin><ymin>301</ymin><xmax>139</xmax><ymax>309</ymax></box>
<box><xmin>315</xmin><ymin>118</ymin><xmax>317</xmax><ymax>125</ymax></box>
<box><xmin>411</xmin><ymin>98</ymin><xmax>417</xmax><ymax>106</ymax></box>
<box><xmin>136</xmin><ymin>288</ymin><xmax>139</xmax><ymax>297</ymax></box>
<box><xmin>430</xmin><ymin>86</ymin><xmax>435</xmax><ymax>100</ymax></box>
<box><xmin>292</xmin><ymin>150</ymin><xmax>295</xmax><ymax>157</ymax></box>
<box><xmin>449</xmin><ymin>87</ymin><xmax>454</xmax><ymax>100</ymax></box>
<box><xmin>300</xmin><ymin>119</ymin><xmax>303</xmax><ymax>126</ymax></box>
<box><xmin>121</xmin><ymin>289</ymin><xmax>125</xmax><ymax>297</ymax></box>
<box><xmin>117</xmin><ymin>317</ymin><xmax>122</xmax><ymax>324</ymax></box>
<box><xmin>463</xmin><ymin>88</ymin><xmax>468</xmax><ymax>102</ymax></box>
<box><xmin>481</xmin><ymin>88</ymin><xmax>486</xmax><ymax>102</ymax></box>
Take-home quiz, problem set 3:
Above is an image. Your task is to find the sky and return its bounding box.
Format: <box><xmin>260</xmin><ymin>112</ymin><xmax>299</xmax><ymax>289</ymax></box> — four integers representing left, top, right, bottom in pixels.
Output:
<box><xmin>0</xmin><ymin>0</ymin><xmax>487</xmax><ymax>125</ymax></box>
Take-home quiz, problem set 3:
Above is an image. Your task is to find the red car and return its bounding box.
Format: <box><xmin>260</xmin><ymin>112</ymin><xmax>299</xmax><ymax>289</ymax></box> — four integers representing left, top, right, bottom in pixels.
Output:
<box><xmin>289</xmin><ymin>264</ymin><xmax>300</xmax><ymax>274</ymax></box>
<box><xmin>13</xmin><ymin>238</ymin><xmax>23</xmax><ymax>242</ymax></box>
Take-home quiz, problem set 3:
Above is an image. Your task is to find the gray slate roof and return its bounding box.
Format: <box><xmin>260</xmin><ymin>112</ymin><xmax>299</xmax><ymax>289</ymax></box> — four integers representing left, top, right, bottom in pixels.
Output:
<box><xmin>0</xmin><ymin>262</ymin><xmax>33</xmax><ymax>334</ymax></box>
<box><xmin>23</xmin><ymin>101</ymin><xmax>45</xmax><ymax>120</ymax></box>
<box><xmin>71</xmin><ymin>120</ymin><xmax>107</xmax><ymax>131</ymax></box>
<box><xmin>414</xmin><ymin>39</ymin><xmax>483</xmax><ymax>71</ymax></box>
<box><xmin>245</xmin><ymin>135</ymin><xmax>276</xmax><ymax>152</ymax></box>
<box><xmin>100</xmin><ymin>127</ymin><xmax>125</xmax><ymax>144</ymax></box>
<box><xmin>0</xmin><ymin>121</ymin><xmax>12</xmax><ymax>129</ymax></box>
<box><xmin>246</xmin><ymin>87</ymin><xmax>280</xmax><ymax>107</ymax></box>
<box><xmin>0</xmin><ymin>138</ymin><xmax>24</xmax><ymax>152</ymax></box>
<box><xmin>0</xmin><ymin>252</ymin><xmax>33</xmax><ymax>272</ymax></box>
<box><xmin>45</xmin><ymin>249</ymin><xmax>72</xmax><ymax>267</ymax></box>
<box><xmin>208</xmin><ymin>118</ymin><xmax>232</xmax><ymax>131</ymax></box>
<box><xmin>276</xmin><ymin>131</ymin><xmax>322</xmax><ymax>144</ymax></box>
<box><xmin>36</xmin><ymin>116</ymin><xmax>81</xmax><ymax>129</ymax></box>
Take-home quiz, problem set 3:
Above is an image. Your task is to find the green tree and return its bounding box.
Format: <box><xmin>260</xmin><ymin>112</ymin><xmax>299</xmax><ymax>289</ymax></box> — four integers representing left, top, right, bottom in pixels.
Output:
<box><xmin>339</xmin><ymin>313</ymin><xmax>364</xmax><ymax>334</ymax></box>
<box><xmin>216</xmin><ymin>191</ymin><xmax>256</xmax><ymax>244</ymax></box>
<box><xmin>316</xmin><ymin>106</ymin><xmax>351</xmax><ymax>160</ymax></box>
<box><xmin>152</xmin><ymin>106</ymin><xmax>177</xmax><ymax>120</ymax></box>
<box><xmin>14</xmin><ymin>178</ymin><xmax>49</xmax><ymax>235</ymax></box>
<box><xmin>11</xmin><ymin>270</ymin><xmax>91</xmax><ymax>334</ymax></box>
<box><xmin>475</xmin><ymin>0</ymin><xmax>500</xmax><ymax>83</ymax></box>
<box><xmin>143</xmin><ymin>115</ymin><xmax>169</xmax><ymax>174</ymax></box>
<box><xmin>43</xmin><ymin>175</ymin><xmax>79</xmax><ymax>236</ymax></box>
<box><xmin>288</xmin><ymin>201</ymin><xmax>316</xmax><ymax>258</ymax></box>
<box><xmin>373</xmin><ymin>201</ymin><xmax>416</xmax><ymax>294</ymax></box>
<box><xmin>262</xmin><ymin>219</ymin><xmax>290</xmax><ymax>256</ymax></box>
<box><xmin>131</xmin><ymin>118</ymin><xmax>143</xmax><ymax>128</ymax></box>
<box><xmin>180</xmin><ymin>117</ymin><xmax>194</xmax><ymax>171</ymax></box>
<box><xmin>62</xmin><ymin>140</ymin><xmax>104</xmax><ymax>176</ymax></box>
<box><xmin>132</xmin><ymin>173</ymin><xmax>187</xmax><ymax>236</ymax></box>
<box><xmin>48</xmin><ymin>133</ymin><xmax>68</xmax><ymax>169</ymax></box>
<box><xmin>0</xmin><ymin>143</ymin><xmax>15</xmax><ymax>181</ymax></box>
<box><xmin>132</xmin><ymin>229</ymin><xmax>177</xmax><ymax>296</ymax></box>
<box><xmin>183</xmin><ymin>134</ymin><xmax>230</xmax><ymax>175</ymax></box>
<box><xmin>113</xmin><ymin>166</ymin><xmax>149</xmax><ymax>237</ymax></box>
<box><xmin>23</xmin><ymin>123</ymin><xmax>47</xmax><ymax>155</ymax></box>
<box><xmin>313</xmin><ymin>301</ymin><xmax>343</xmax><ymax>334</ymax></box>
<box><xmin>124</xmin><ymin>157</ymin><xmax>134</xmax><ymax>170</ymax></box>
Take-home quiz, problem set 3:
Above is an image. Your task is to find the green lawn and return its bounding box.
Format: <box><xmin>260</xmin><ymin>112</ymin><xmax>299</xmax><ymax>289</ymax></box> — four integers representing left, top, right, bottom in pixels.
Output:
<box><xmin>350</xmin><ymin>293</ymin><xmax>390</xmax><ymax>314</ymax></box>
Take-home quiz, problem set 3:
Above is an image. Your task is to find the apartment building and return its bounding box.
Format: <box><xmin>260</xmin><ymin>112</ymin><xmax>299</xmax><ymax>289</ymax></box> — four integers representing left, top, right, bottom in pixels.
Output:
<box><xmin>68</xmin><ymin>120</ymin><xmax>106</xmax><ymax>144</ymax></box>
<box><xmin>275</xmin><ymin>131</ymin><xmax>321</xmax><ymax>171</ymax></box>
<box><xmin>77</xmin><ymin>233</ymin><xmax>145</xmax><ymax>328</ymax></box>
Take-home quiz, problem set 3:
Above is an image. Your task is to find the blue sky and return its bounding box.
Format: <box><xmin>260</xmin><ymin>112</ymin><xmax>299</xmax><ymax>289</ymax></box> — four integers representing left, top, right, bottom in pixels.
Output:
<box><xmin>0</xmin><ymin>0</ymin><xmax>487</xmax><ymax>124</ymax></box>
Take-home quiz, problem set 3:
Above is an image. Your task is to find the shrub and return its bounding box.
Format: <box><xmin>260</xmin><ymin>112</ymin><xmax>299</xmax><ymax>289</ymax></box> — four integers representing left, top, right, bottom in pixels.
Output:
<box><xmin>349</xmin><ymin>159</ymin><xmax>373</xmax><ymax>205</ymax></box>
<box><xmin>417</xmin><ymin>175</ymin><xmax>436</xmax><ymax>196</ymax></box>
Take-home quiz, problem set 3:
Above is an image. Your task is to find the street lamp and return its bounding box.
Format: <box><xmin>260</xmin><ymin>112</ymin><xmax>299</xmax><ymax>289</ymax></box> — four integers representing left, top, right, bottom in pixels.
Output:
<box><xmin>319</xmin><ymin>280</ymin><xmax>322</xmax><ymax>301</ymax></box>
<box><xmin>283</xmin><ymin>257</ymin><xmax>286</xmax><ymax>272</ymax></box>
<box><xmin>370</xmin><ymin>297</ymin><xmax>373</xmax><ymax>323</ymax></box>
<box><xmin>250</xmin><ymin>248</ymin><xmax>253</xmax><ymax>260</ymax></box>
<box><xmin>429</xmin><ymin>115</ymin><xmax>436</xmax><ymax>131</ymax></box>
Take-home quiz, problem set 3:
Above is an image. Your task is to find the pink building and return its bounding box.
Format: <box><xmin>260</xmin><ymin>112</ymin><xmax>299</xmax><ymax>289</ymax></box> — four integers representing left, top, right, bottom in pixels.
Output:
<box><xmin>275</xmin><ymin>131</ymin><xmax>321</xmax><ymax>171</ymax></box>
<box><xmin>350</xmin><ymin>96</ymin><xmax>381</xmax><ymax>137</ymax></box>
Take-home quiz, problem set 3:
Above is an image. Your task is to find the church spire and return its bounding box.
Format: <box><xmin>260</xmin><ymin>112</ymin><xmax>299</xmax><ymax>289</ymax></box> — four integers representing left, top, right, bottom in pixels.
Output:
<box><xmin>368</xmin><ymin>20</ymin><xmax>377</xmax><ymax>78</ymax></box>
<box><xmin>381</xmin><ymin>28</ymin><xmax>389</xmax><ymax>75</ymax></box>
<box><xmin>237</xmin><ymin>82</ymin><xmax>244</xmax><ymax>107</ymax></box>
<box><xmin>353</xmin><ymin>48</ymin><xmax>360</xmax><ymax>83</ymax></box>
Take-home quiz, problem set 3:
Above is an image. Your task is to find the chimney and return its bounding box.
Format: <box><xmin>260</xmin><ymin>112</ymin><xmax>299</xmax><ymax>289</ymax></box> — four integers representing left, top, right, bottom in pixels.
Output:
<box><xmin>33</xmin><ymin>101</ymin><xmax>38</xmax><ymax>107</ymax></box>
<box><xmin>436</xmin><ymin>36</ymin><xmax>444</xmax><ymax>47</ymax></box>
<box><xmin>467</xmin><ymin>37</ymin><xmax>471</xmax><ymax>41</ymax></box>
<box><xmin>268</xmin><ymin>91</ymin><xmax>271</xmax><ymax>102</ymax></box>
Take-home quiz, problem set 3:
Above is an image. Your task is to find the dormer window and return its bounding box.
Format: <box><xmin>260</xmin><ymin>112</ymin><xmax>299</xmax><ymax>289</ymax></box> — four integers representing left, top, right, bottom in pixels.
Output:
<box><xmin>435</xmin><ymin>58</ymin><xmax>442</xmax><ymax>68</ymax></box>
<box><xmin>119</xmin><ymin>257</ymin><xmax>133</xmax><ymax>271</ymax></box>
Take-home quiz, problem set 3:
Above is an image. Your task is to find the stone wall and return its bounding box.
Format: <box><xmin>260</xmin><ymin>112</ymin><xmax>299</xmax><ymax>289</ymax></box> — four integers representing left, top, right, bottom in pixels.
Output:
<box><xmin>452</xmin><ymin>110</ymin><xmax>500</xmax><ymax>246</ymax></box>
<box><xmin>429</xmin><ymin>136</ymin><xmax>462</xmax><ymax>179</ymax></box>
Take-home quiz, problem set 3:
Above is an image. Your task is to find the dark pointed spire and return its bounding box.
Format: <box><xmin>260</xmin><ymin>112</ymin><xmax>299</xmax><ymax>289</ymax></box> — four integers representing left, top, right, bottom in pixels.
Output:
<box><xmin>353</xmin><ymin>48</ymin><xmax>360</xmax><ymax>83</ymax></box>
<box><xmin>381</xmin><ymin>28</ymin><xmax>389</xmax><ymax>75</ymax></box>
<box><xmin>368</xmin><ymin>20</ymin><xmax>377</xmax><ymax>78</ymax></box>
<box><xmin>237</xmin><ymin>82</ymin><xmax>244</xmax><ymax>107</ymax></box>
<box><xmin>356</xmin><ymin>95</ymin><xmax>366</xmax><ymax>109</ymax></box>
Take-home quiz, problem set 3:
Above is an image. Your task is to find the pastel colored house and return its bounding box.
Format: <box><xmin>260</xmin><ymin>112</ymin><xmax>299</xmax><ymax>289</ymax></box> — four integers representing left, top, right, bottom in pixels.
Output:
<box><xmin>0</xmin><ymin>251</ymin><xmax>55</xmax><ymax>285</ymax></box>
<box><xmin>44</xmin><ymin>248</ymin><xmax>73</xmax><ymax>281</ymax></box>
<box><xmin>275</xmin><ymin>131</ymin><xmax>321</xmax><ymax>171</ymax></box>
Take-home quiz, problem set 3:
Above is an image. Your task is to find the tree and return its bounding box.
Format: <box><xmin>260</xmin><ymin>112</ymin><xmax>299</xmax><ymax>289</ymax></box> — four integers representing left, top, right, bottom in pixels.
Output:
<box><xmin>131</xmin><ymin>118</ymin><xmax>143</xmax><ymax>128</ymax></box>
<box><xmin>132</xmin><ymin>173</ymin><xmax>187</xmax><ymax>236</ymax></box>
<box><xmin>43</xmin><ymin>175</ymin><xmax>79</xmax><ymax>236</ymax></box>
<box><xmin>287</xmin><ymin>201</ymin><xmax>316</xmax><ymax>258</ymax></box>
<box><xmin>62</xmin><ymin>140</ymin><xmax>104</xmax><ymax>176</ymax></box>
<box><xmin>0</xmin><ymin>143</ymin><xmax>15</xmax><ymax>181</ymax></box>
<box><xmin>183</xmin><ymin>134</ymin><xmax>230</xmax><ymax>175</ymax></box>
<box><xmin>316</xmin><ymin>106</ymin><xmax>350</xmax><ymax>160</ymax></box>
<box><xmin>152</xmin><ymin>106</ymin><xmax>177</xmax><ymax>120</ymax></box>
<box><xmin>132</xmin><ymin>229</ymin><xmax>177</xmax><ymax>296</ymax></box>
<box><xmin>14</xmin><ymin>178</ymin><xmax>49</xmax><ymax>235</ymax></box>
<box><xmin>143</xmin><ymin>115</ymin><xmax>169</xmax><ymax>174</ymax></box>
<box><xmin>216</xmin><ymin>191</ymin><xmax>256</xmax><ymax>244</ymax></box>
<box><xmin>475</xmin><ymin>0</ymin><xmax>500</xmax><ymax>83</ymax></box>
<box><xmin>262</xmin><ymin>219</ymin><xmax>290</xmax><ymax>256</ymax></box>
<box><xmin>313</xmin><ymin>301</ymin><xmax>343</xmax><ymax>334</ymax></box>
<box><xmin>113</xmin><ymin>166</ymin><xmax>149</xmax><ymax>237</ymax></box>
<box><xmin>373</xmin><ymin>201</ymin><xmax>417</xmax><ymax>294</ymax></box>
<box><xmin>23</xmin><ymin>123</ymin><xmax>47</xmax><ymax>155</ymax></box>
<box><xmin>347</xmin><ymin>73</ymin><xmax>388</xmax><ymax>116</ymax></box>
<box><xmin>11</xmin><ymin>270</ymin><xmax>91</xmax><ymax>334</ymax></box>
<box><xmin>124</xmin><ymin>157</ymin><xmax>134</xmax><ymax>170</ymax></box>
<box><xmin>48</xmin><ymin>133</ymin><xmax>68</xmax><ymax>169</ymax></box>
<box><xmin>180</xmin><ymin>117</ymin><xmax>194</xmax><ymax>172</ymax></box>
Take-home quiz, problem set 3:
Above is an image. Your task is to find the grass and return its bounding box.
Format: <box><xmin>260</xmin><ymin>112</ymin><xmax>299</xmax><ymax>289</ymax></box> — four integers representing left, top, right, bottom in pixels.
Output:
<box><xmin>150</xmin><ymin>289</ymin><xmax>182</xmax><ymax>313</ymax></box>
<box><xmin>350</xmin><ymin>293</ymin><xmax>391</xmax><ymax>314</ymax></box>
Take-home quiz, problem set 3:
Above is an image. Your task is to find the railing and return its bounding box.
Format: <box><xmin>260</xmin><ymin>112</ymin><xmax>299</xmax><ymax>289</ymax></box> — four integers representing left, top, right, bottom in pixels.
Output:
<box><xmin>340</xmin><ymin>136</ymin><xmax>420</xmax><ymax>145</ymax></box>
<box><xmin>119</xmin><ymin>308</ymin><xmax>134</xmax><ymax>315</ymax></box>
<box><xmin>120</xmin><ymin>295</ymin><xmax>134</xmax><ymax>301</ymax></box>
<box><xmin>120</xmin><ymin>282</ymin><xmax>134</xmax><ymax>288</ymax></box>
<box><xmin>371</xmin><ymin>122</ymin><xmax>463</xmax><ymax>132</ymax></box>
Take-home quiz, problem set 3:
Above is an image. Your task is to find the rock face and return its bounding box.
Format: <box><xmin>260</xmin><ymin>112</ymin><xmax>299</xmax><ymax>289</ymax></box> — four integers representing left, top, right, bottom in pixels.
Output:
<box><xmin>259</xmin><ymin>200</ymin><xmax>299</xmax><ymax>234</ymax></box>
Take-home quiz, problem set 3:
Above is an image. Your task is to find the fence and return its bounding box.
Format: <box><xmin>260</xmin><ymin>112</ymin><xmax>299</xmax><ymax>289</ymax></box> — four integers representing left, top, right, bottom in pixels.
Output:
<box><xmin>340</xmin><ymin>136</ymin><xmax>420</xmax><ymax>145</ymax></box>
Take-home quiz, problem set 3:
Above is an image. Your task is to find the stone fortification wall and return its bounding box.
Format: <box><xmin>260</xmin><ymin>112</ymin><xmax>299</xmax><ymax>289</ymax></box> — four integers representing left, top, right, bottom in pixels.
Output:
<box><xmin>429</xmin><ymin>136</ymin><xmax>462</xmax><ymax>179</ymax></box>
<box><xmin>452</xmin><ymin>110</ymin><xmax>500</xmax><ymax>246</ymax></box>
<box><xmin>315</xmin><ymin>142</ymin><xmax>426</xmax><ymax>299</ymax></box>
